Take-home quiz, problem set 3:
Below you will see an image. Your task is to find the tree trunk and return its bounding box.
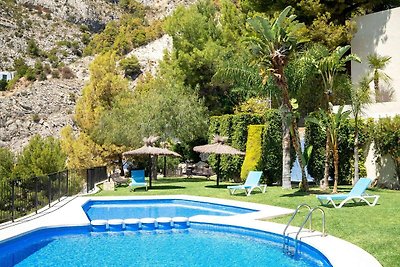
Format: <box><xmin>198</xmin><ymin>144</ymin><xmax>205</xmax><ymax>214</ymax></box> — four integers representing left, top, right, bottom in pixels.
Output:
<box><xmin>151</xmin><ymin>155</ymin><xmax>158</xmax><ymax>181</ymax></box>
<box><xmin>333</xmin><ymin>144</ymin><xmax>339</xmax><ymax>193</ymax></box>
<box><xmin>374</xmin><ymin>73</ymin><xmax>379</xmax><ymax>102</ymax></box>
<box><xmin>322</xmin><ymin>133</ymin><xmax>330</xmax><ymax>190</ymax></box>
<box><xmin>353</xmin><ymin>116</ymin><xmax>359</xmax><ymax>185</ymax></box>
<box><xmin>291</xmin><ymin>121</ymin><xmax>308</xmax><ymax>191</ymax></box>
<box><xmin>282</xmin><ymin>114</ymin><xmax>292</xmax><ymax>189</ymax></box>
<box><xmin>273</xmin><ymin>57</ymin><xmax>291</xmax><ymax>189</ymax></box>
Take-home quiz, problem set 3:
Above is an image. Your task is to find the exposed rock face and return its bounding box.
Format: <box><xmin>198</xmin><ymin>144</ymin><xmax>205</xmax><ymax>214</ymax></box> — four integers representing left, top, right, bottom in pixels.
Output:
<box><xmin>0</xmin><ymin>1</ymin><xmax>121</xmax><ymax>69</ymax></box>
<box><xmin>0</xmin><ymin>78</ymin><xmax>84</xmax><ymax>153</ymax></box>
<box><xmin>16</xmin><ymin>0</ymin><xmax>121</xmax><ymax>31</ymax></box>
<box><xmin>139</xmin><ymin>0</ymin><xmax>198</xmax><ymax>21</ymax></box>
<box><xmin>130</xmin><ymin>34</ymin><xmax>172</xmax><ymax>76</ymax></box>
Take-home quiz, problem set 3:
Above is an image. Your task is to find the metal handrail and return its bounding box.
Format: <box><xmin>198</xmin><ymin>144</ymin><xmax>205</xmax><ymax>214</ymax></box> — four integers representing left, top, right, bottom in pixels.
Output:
<box><xmin>283</xmin><ymin>205</ymin><xmax>327</xmax><ymax>257</ymax></box>
<box><xmin>283</xmin><ymin>203</ymin><xmax>312</xmax><ymax>236</ymax></box>
<box><xmin>295</xmin><ymin>207</ymin><xmax>326</xmax><ymax>240</ymax></box>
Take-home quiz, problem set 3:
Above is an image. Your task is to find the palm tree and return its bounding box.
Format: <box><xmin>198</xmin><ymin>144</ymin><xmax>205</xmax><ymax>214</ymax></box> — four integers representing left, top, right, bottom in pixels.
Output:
<box><xmin>245</xmin><ymin>6</ymin><xmax>307</xmax><ymax>190</ymax></box>
<box><xmin>306</xmin><ymin>45</ymin><xmax>360</xmax><ymax>189</ymax></box>
<box><xmin>350</xmin><ymin>75</ymin><xmax>372</xmax><ymax>185</ymax></box>
<box><xmin>367</xmin><ymin>53</ymin><xmax>391</xmax><ymax>102</ymax></box>
<box><xmin>307</xmin><ymin>106</ymin><xmax>351</xmax><ymax>193</ymax></box>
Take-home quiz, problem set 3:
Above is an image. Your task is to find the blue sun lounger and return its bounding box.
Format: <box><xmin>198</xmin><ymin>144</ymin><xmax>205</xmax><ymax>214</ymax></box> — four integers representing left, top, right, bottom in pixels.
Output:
<box><xmin>227</xmin><ymin>171</ymin><xmax>266</xmax><ymax>196</ymax></box>
<box><xmin>316</xmin><ymin>178</ymin><xmax>380</xmax><ymax>208</ymax></box>
<box><xmin>130</xmin><ymin>170</ymin><xmax>148</xmax><ymax>191</ymax></box>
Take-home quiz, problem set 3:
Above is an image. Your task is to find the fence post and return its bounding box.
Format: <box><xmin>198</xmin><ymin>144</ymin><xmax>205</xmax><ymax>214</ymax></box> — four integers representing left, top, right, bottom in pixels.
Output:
<box><xmin>11</xmin><ymin>180</ymin><xmax>15</xmax><ymax>222</ymax></box>
<box><xmin>48</xmin><ymin>175</ymin><xmax>52</xmax><ymax>208</ymax></box>
<box><xmin>66</xmin><ymin>170</ymin><xmax>69</xmax><ymax>196</ymax></box>
<box><xmin>58</xmin><ymin>172</ymin><xmax>61</xmax><ymax>202</ymax></box>
<box><xmin>86</xmin><ymin>168</ymin><xmax>90</xmax><ymax>194</ymax></box>
<box><xmin>35</xmin><ymin>177</ymin><xmax>38</xmax><ymax>214</ymax></box>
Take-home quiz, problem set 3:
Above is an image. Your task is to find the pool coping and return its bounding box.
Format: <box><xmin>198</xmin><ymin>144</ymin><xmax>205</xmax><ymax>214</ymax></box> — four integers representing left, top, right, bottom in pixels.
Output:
<box><xmin>0</xmin><ymin>195</ymin><xmax>382</xmax><ymax>267</ymax></box>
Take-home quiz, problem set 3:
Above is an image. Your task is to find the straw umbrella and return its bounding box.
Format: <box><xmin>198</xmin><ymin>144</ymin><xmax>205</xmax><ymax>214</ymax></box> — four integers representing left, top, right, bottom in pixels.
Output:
<box><xmin>193</xmin><ymin>135</ymin><xmax>245</xmax><ymax>186</ymax></box>
<box><xmin>123</xmin><ymin>136</ymin><xmax>181</xmax><ymax>188</ymax></box>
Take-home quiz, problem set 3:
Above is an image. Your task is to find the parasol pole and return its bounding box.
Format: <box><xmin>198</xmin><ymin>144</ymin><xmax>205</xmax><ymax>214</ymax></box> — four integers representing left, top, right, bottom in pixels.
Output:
<box><xmin>149</xmin><ymin>155</ymin><xmax>152</xmax><ymax>188</ymax></box>
<box><xmin>216</xmin><ymin>154</ymin><xmax>221</xmax><ymax>186</ymax></box>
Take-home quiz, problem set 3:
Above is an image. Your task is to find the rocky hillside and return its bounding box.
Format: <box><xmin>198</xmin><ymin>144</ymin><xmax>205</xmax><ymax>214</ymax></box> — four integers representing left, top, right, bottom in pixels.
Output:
<box><xmin>0</xmin><ymin>78</ymin><xmax>84</xmax><ymax>152</ymax></box>
<box><xmin>0</xmin><ymin>0</ymin><xmax>122</xmax><ymax>70</ymax></box>
<box><xmin>0</xmin><ymin>0</ymin><xmax>196</xmax><ymax>153</ymax></box>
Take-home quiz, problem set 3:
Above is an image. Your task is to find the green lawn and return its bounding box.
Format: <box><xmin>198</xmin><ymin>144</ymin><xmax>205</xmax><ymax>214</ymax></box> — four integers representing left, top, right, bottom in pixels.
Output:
<box><xmin>94</xmin><ymin>177</ymin><xmax>400</xmax><ymax>267</ymax></box>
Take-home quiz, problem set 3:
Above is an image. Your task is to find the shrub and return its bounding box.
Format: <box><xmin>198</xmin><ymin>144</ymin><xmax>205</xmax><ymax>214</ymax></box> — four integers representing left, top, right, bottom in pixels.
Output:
<box><xmin>12</xmin><ymin>135</ymin><xmax>66</xmax><ymax>180</ymax></box>
<box><xmin>59</xmin><ymin>66</ymin><xmax>75</xmax><ymax>79</ymax></box>
<box><xmin>0</xmin><ymin>147</ymin><xmax>14</xmax><ymax>181</ymax></box>
<box><xmin>119</xmin><ymin>56</ymin><xmax>141</xmax><ymax>78</ymax></box>
<box><xmin>52</xmin><ymin>69</ymin><xmax>60</xmax><ymax>78</ymax></box>
<box><xmin>27</xmin><ymin>39</ymin><xmax>40</xmax><ymax>57</ymax></box>
<box><xmin>25</xmin><ymin>67</ymin><xmax>36</xmax><ymax>81</ymax></box>
<box><xmin>0</xmin><ymin>79</ymin><xmax>7</xmax><ymax>91</ymax></box>
<box><xmin>13</xmin><ymin>57</ymin><xmax>28</xmax><ymax>77</ymax></box>
<box><xmin>259</xmin><ymin>109</ymin><xmax>283</xmax><ymax>185</ymax></box>
<box><xmin>32</xmin><ymin>114</ymin><xmax>40</xmax><ymax>123</ymax></box>
<box><xmin>373</xmin><ymin>116</ymin><xmax>400</xmax><ymax>188</ymax></box>
<box><xmin>241</xmin><ymin>125</ymin><xmax>264</xmax><ymax>180</ymax></box>
<box><xmin>207</xmin><ymin>113</ymin><xmax>263</xmax><ymax>182</ymax></box>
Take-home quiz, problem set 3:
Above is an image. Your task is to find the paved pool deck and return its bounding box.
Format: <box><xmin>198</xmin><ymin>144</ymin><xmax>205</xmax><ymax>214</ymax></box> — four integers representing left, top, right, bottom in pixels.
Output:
<box><xmin>0</xmin><ymin>195</ymin><xmax>382</xmax><ymax>267</ymax></box>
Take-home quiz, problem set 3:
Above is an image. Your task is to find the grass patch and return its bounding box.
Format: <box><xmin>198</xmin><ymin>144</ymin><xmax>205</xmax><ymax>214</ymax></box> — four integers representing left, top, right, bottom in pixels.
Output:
<box><xmin>94</xmin><ymin>176</ymin><xmax>400</xmax><ymax>267</ymax></box>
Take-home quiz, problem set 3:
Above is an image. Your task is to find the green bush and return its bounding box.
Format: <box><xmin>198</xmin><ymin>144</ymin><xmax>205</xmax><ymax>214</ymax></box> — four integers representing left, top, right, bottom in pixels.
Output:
<box><xmin>259</xmin><ymin>109</ymin><xmax>283</xmax><ymax>185</ymax></box>
<box><xmin>373</xmin><ymin>115</ymin><xmax>400</xmax><ymax>188</ymax></box>
<box><xmin>241</xmin><ymin>125</ymin><xmax>264</xmax><ymax>180</ymax></box>
<box><xmin>0</xmin><ymin>79</ymin><xmax>7</xmax><ymax>91</ymax></box>
<box><xmin>12</xmin><ymin>135</ymin><xmax>66</xmax><ymax>180</ymax></box>
<box><xmin>120</xmin><ymin>56</ymin><xmax>141</xmax><ymax>78</ymax></box>
<box><xmin>207</xmin><ymin>113</ymin><xmax>263</xmax><ymax>182</ymax></box>
<box><xmin>0</xmin><ymin>147</ymin><xmax>14</xmax><ymax>181</ymax></box>
<box><xmin>13</xmin><ymin>57</ymin><xmax>28</xmax><ymax>77</ymax></box>
<box><xmin>305</xmin><ymin>114</ymin><xmax>371</xmax><ymax>184</ymax></box>
<box><xmin>27</xmin><ymin>39</ymin><xmax>40</xmax><ymax>57</ymax></box>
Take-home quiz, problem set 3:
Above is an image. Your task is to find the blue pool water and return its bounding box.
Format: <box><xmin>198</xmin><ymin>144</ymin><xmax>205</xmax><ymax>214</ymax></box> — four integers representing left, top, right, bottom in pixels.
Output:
<box><xmin>83</xmin><ymin>199</ymin><xmax>258</xmax><ymax>220</ymax></box>
<box><xmin>0</xmin><ymin>224</ymin><xmax>332</xmax><ymax>267</ymax></box>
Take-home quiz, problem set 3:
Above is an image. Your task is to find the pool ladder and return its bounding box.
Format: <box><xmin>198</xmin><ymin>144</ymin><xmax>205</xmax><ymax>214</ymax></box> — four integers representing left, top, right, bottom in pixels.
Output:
<box><xmin>283</xmin><ymin>204</ymin><xmax>326</xmax><ymax>257</ymax></box>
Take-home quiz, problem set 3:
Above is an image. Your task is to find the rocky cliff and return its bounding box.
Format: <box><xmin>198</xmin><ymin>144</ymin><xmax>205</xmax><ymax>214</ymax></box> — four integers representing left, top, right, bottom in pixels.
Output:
<box><xmin>0</xmin><ymin>0</ymin><xmax>194</xmax><ymax>153</ymax></box>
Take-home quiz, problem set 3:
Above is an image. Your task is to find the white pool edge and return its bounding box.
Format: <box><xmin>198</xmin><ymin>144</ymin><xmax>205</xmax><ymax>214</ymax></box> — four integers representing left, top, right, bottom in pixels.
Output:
<box><xmin>0</xmin><ymin>195</ymin><xmax>382</xmax><ymax>267</ymax></box>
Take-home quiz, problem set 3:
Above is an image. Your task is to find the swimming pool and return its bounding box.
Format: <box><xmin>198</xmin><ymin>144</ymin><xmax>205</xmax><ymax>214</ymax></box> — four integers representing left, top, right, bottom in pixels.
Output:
<box><xmin>0</xmin><ymin>223</ymin><xmax>331</xmax><ymax>267</ymax></box>
<box><xmin>82</xmin><ymin>199</ymin><xmax>258</xmax><ymax>220</ymax></box>
<box><xmin>0</xmin><ymin>196</ymin><xmax>382</xmax><ymax>267</ymax></box>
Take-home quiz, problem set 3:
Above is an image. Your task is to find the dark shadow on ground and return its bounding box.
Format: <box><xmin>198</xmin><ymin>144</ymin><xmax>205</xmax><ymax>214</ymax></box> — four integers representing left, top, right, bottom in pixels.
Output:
<box><xmin>280</xmin><ymin>190</ymin><xmax>311</xmax><ymax>197</ymax></box>
<box><xmin>148</xmin><ymin>185</ymin><xmax>186</xmax><ymax>190</ymax></box>
<box><xmin>321</xmin><ymin>202</ymin><xmax>380</xmax><ymax>209</ymax></box>
<box><xmin>154</xmin><ymin>177</ymin><xmax>209</xmax><ymax>184</ymax></box>
<box><xmin>205</xmin><ymin>185</ymin><xmax>228</xmax><ymax>189</ymax></box>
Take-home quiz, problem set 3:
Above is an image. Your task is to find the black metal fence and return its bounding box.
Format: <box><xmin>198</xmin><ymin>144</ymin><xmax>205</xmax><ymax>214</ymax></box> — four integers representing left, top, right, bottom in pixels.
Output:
<box><xmin>0</xmin><ymin>166</ymin><xmax>107</xmax><ymax>224</ymax></box>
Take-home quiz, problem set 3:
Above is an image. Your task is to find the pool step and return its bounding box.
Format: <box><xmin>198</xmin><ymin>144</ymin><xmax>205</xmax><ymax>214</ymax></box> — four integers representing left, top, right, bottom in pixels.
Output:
<box><xmin>91</xmin><ymin>217</ymin><xmax>190</xmax><ymax>232</ymax></box>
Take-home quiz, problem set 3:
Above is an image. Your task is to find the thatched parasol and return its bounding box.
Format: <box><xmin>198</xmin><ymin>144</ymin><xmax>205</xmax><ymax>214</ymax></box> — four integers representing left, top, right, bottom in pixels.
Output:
<box><xmin>123</xmin><ymin>136</ymin><xmax>181</xmax><ymax>188</ymax></box>
<box><xmin>193</xmin><ymin>135</ymin><xmax>245</xmax><ymax>186</ymax></box>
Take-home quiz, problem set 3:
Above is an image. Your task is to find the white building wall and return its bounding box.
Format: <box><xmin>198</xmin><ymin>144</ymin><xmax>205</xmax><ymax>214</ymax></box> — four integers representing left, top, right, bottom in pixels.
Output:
<box><xmin>350</xmin><ymin>8</ymin><xmax>400</xmax><ymax>186</ymax></box>
<box><xmin>0</xmin><ymin>71</ymin><xmax>15</xmax><ymax>81</ymax></box>
<box><xmin>351</xmin><ymin>7</ymin><xmax>400</xmax><ymax>103</ymax></box>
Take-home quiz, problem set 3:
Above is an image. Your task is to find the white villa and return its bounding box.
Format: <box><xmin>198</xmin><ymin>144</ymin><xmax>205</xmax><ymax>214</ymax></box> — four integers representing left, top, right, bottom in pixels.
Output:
<box><xmin>0</xmin><ymin>71</ymin><xmax>15</xmax><ymax>81</ymax></box>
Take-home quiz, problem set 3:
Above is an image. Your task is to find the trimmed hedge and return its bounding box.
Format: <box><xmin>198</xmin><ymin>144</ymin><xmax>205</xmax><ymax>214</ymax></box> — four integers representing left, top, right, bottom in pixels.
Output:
<box><xmin>208</xmin><ymin>110</ymin><xmax>284</xmax><ymax>184</ymax></box>
<box><xmin>305</xmin><ymin>114</ymin><xmax>370</xmax><ymax>184</ymax></box>
<box><xmin>208</xmin><ymin>113</ymin><xmax>263</xmax><ymax>182</ymax></box>
<box><xmin>241</xmin><ymin>125</ymin><xmax>264</xmax><ymax>180</ymax></box>
<box><xmin>259</xmin><ymin>109</ymin><xmax>283</xmax><ymax>185</ymax></box>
